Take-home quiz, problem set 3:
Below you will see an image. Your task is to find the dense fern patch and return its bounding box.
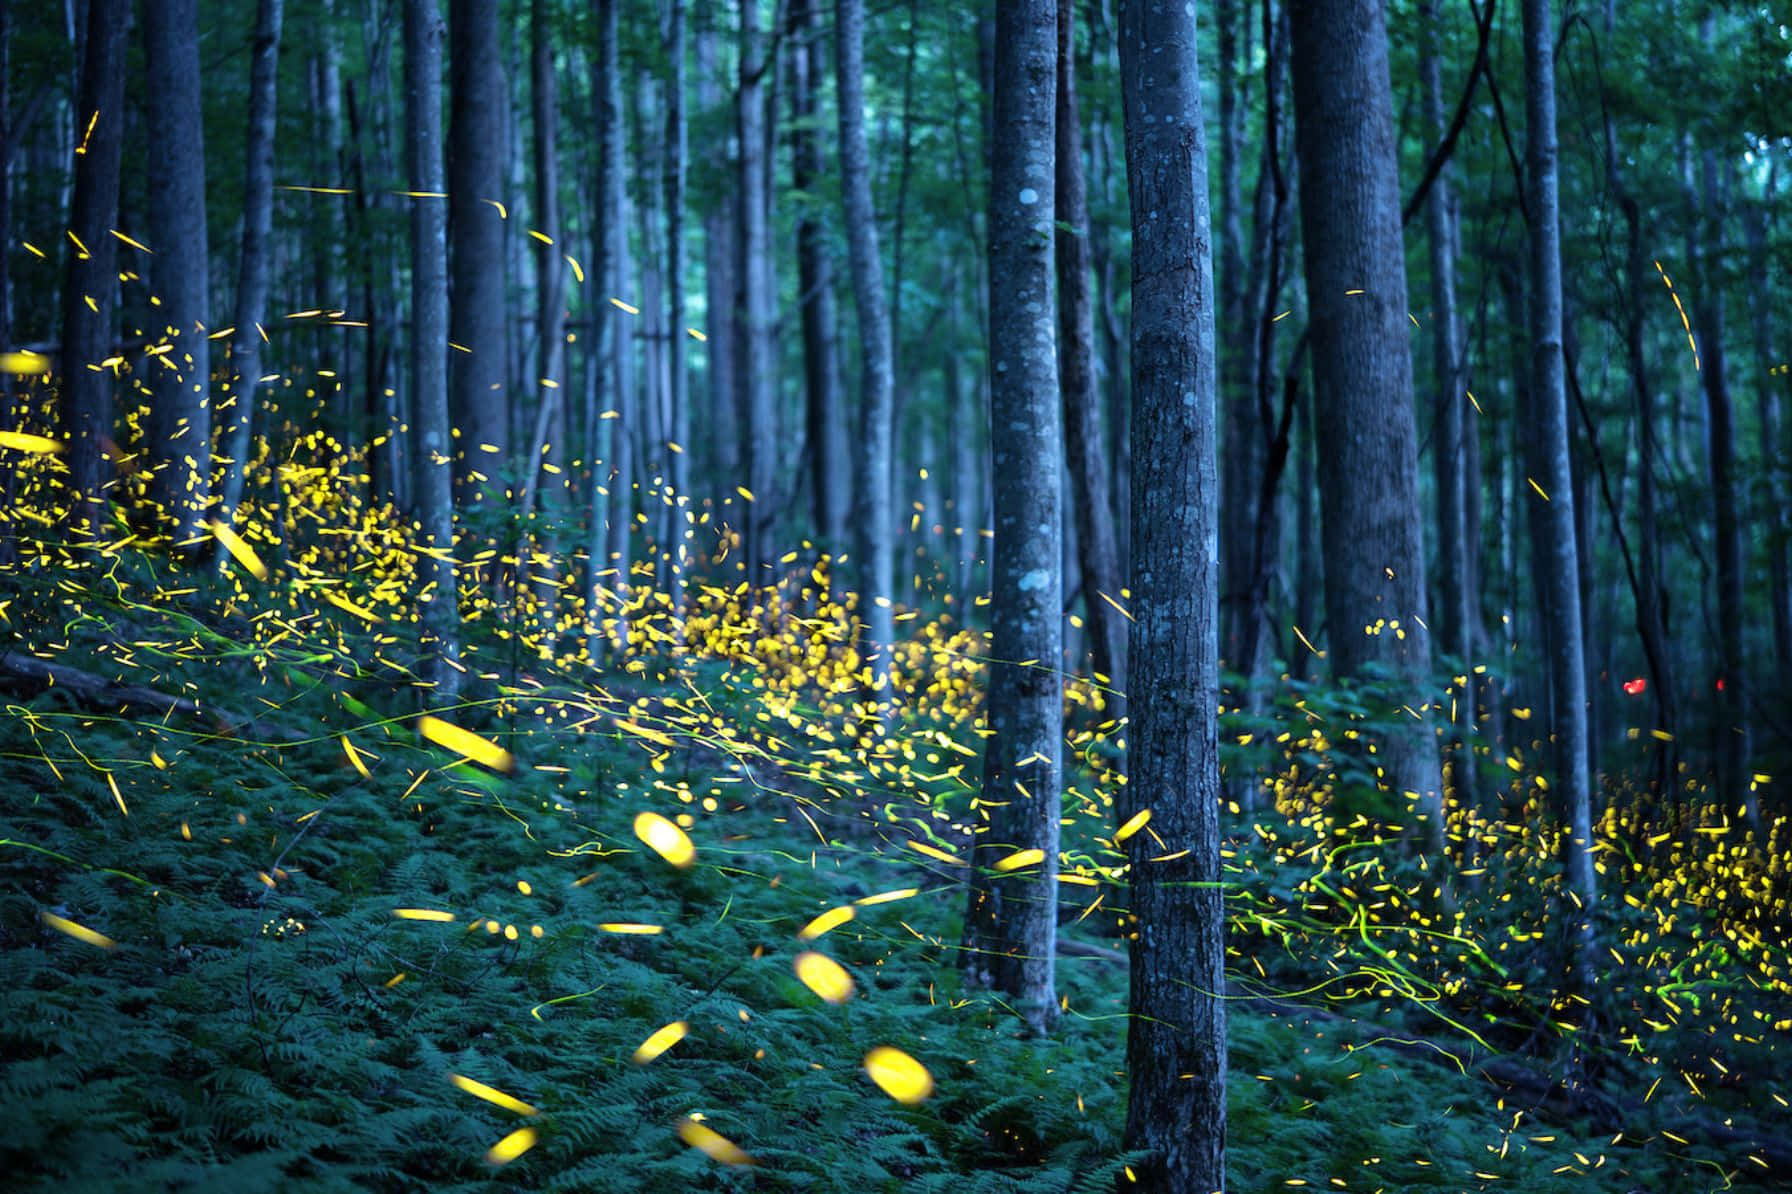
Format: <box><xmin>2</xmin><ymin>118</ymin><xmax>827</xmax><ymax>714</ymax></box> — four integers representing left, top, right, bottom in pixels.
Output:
<box><xmin>2</xmin><ymin>464</ymin><xmax>1788</xmax><ymax>1190</ymax></box>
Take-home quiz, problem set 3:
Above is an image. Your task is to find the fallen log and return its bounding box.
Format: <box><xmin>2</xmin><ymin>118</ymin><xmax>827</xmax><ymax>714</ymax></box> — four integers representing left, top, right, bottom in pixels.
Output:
<box><xmin>0</xmin><ymin>648</ymin><xmax>304</xmax><ymax>742</ymax></box>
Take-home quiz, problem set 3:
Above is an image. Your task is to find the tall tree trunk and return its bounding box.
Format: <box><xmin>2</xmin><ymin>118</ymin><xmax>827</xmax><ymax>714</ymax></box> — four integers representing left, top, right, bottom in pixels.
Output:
<box><xmin>836</xmin><ymin>0</ymin><xmax>895</xmax><ymax>688</ymax></box>
<box><xmin>143</xmin><ymin>0</ymin><xmax>212</xmax><ymax>547</ymax></box>
<box><xmin>449</xmin><ymin>0</ymin><xmax>508</xmax><ymax>503</ymax></box>
<box><xmin>1216</xmin><ymin>0</ymin><xmax>1256</xmax><ymax>687</ymax></box>
<box><xmin>1116</xmin><ymin>3</ymin><xmax>1227</xmax><ymax>1187</ymax></box>
<box><xmin>1521</xmin><ymin>0</ymin><xmax>1596</xmax><ymax>979</ymax></box>
<box><xmin>1055</xmin><ymin>0</ymin><xmax>1124</xmax><ymax>701</ymax></box>
<box><xmin>405</xmin><ymin>0</ymin><xmax>460</xmax><ymax>702</ymax></box>
<box><xmin>1420</xmin><ymin>0</ymin><xmax>1475</xmax><ymax>809</ymax></box>
<box><xmin>696</xmin><ymin>28</ymin><xmax>741</xmax><ymax>502</ymax></box>
<box><xmin>588</xmin><ymin>0</ymin><xmax>632</xmax><ymax>659</ymax></box>
<box><xmin>1599</xmin><ymin>0</ymin><xmax>1675</xmax><ymax>780</ymax></box>
<box><xmin>1745</xmin><ymin>186</ymin><xmax>1791</xmax><ymax>700</ymax></box>
<box><xmin>737</xmin><ymin>0</ymin><xmax>775</xmax><ymax>582</ymax></box>
<box><xmin>960</xmin><ymin>0</ymin><xmax>1061</xmax><ymax>1037</ymax></box>
<box><xmin>219</xmin><ymin>0</ymin><xmax>286</xmax><ymax>533</ymax></box>
<box><xmin>57</xmin><ymin>0</ymin><xmax>128</xmax><ymax>541</ymax></box>
<box><xmin>662</xmin><ymin>0</ymin><xmax>690</xmax><ymax>602</ymax></box>
<box><xmin>1289</xmin><ymin>0</ymin><xmax>1445</xmax><ymax>857</ymax></box>
<box><xmin>792</xmin><ymin>0</ymin><xmax>848</xmax><ymax>546</ymax></box>
<box><xmin>521</xmin><ymin>0</ymin><xmax>568</xmax><ymax>638</ymax></box>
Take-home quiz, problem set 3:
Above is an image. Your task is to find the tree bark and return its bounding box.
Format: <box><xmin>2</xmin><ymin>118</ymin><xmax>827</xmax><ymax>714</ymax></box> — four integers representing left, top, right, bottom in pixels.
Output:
<box><xmin>405</xmin><ymin>0</ymin><xmax>460</xmax><ymax>702</ymax></box>
<box><xmin>697</xmin><ymin>28</ymin><xmax>741</xmax><ymax>502</ymax></box>
<box><xmin>792</xmin><ymin>0</ymin><xmax>849</xmax><ymax>546</ymax></box>
<box><xmin>1116</xmin><ymin>3</ymin><xmax>1227</xmax><ymax>1188</ymax></box>
<box><xmin>836</xmin><ymin>0</ymin><xmax>896</xmax><ymax>688</ymax></box>
<box><xmin>143</xmin><ymin>0</ymin><xmax>212</xmax><ymax>547</ymax></box>
<box><xmin>1055</xmin><ymin>0</ymin><xmax>1124</xmax><ymax>701</ymax></box>
<box><xmin>1521</xmin><ymin>0</ymin><xmax>1596</xmax><ymax>978</ymax></box>
<box><xmin>1745</xmin><ymin>186</ymin><xmax>1790</xmax><ymax>708</ymax></box>
<box><xmin>1420</xmin><ymin>0</ymin><xmax>1476</xmax><ymax>809</ymax></box>
<box><xmin>961</xmin><ymin>0</ymin><xmax>1061</xmax><ymax>1037</ymax></box>
<box><xmin>738</xmin><ymin>0</ymin><xmax>776</xmax><ymax>582</ymax></box>
<box><xmin>218</xmin><ymin>0</ymin><xmax>286</xmax><ymax>533</ymax></box>
<box><xmin>1289</xmin><ymin>0</ymin><xmax>1445</xmax><ymax>857</ymax></box>
<box><xmin>663</xmin><ymin>0</ymin><xmax>690</xmax><ymax>603</ymax></box>
<box><xmin>57</xmin><ymin>0</ymin><xmax>128</xmax><ymax>541</ymax></box>
<box><xmin>1688</xmin><ymin>45</ymin><xmax>1749</xmax><ymax>819</ymax></box>
<box><xmin>587</xmin><ymin>0</ymin><xmax>632</xmax><ymax>659</ymax></box>
<box><xmin>449</xmin><ymin>0</ymin><xmax>508</xmax><ymax>503</ymax></box>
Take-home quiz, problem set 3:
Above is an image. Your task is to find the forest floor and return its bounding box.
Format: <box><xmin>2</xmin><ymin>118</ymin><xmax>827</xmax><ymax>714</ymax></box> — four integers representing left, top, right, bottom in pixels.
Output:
<box><xmin>2</xmin><ymin>507</ymin><xmax>1789</xmax><ymax>1192</ymax></box>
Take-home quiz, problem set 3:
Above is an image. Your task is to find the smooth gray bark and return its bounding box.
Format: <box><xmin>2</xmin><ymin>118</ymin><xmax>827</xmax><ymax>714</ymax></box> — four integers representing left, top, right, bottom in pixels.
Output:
<box><xmin>738</xmin><ymin>0</ymin><xmax>775</xmax><ymax>582</ymax></box>
<box><xmin>836</xmin><ymin>0</ymin><xmax>895</xmax><ymax>687</ymax></box>
<box><xmin>792</xmin><ymin>0</ymin><xmax>849</xmax><ymax>546</ymax></box>
<box><xmin>219</xmin><ymin>0</ymin><xmax>286</xmax><ymax>533</ymax></box>
<box><xmin>449</xmin><ymin>0</ymin><xmax>508</xmax><ymax>502</ymax></box>
<box><xmin>520</xmin><ymin>0</ymin><xmax>568</xmax><ymax>637</ymax></box>
<box><xmin>57</xmin><ymin>0</ymin><xmax>128</xmax><ymax>541</ymax></box>
<box><xmin>1055</xmin><ymin>0</ymin><xmax>1124</xmax><ymax>700</ymax></box>
<box><xmin>1421</xmin><ymin>0</ymin><xmax>1476</xmax><ymax>807</ymax></box>
<box><xmin>1289</xmin><ymin>0</ymin><xmax>1445</xmax><ymax>857</ymax></box>
<box><xmin>697</xmin><ymin>29</ymin><xmax>741</xmax><ymax>500</ymax></box>
<box><xmin>1117</xmin><ymin>2</ymin><xmax>1227</xmax><ymax>1187</ymax></box>
<box><xmin>1521</xmin><ymin>0</ymin><xmax>1596</xmax><ymax>973</ymax></box>
<box><xmin>404</xmin><ymin>0</ymin><xmax>460</xmax><ymax>702</ymax></box>
<box><xmin>588</xmin><ymin>0</ymin><xmax>631</xmax><ymax>658</ymax></box>
<box><xmin>961</xmin><ymin>0</ymin><xmax>1061</xmax><ymax>1037</ymax></box>
<box><xmin>143</xmin><ymin>0</ymin><xmax>212</xmax><ymax>546</ymax></box>
<box><xmin>663</xmin><ymin>0</ymin><xmax>690</xmax><ymax>603</ymax></box>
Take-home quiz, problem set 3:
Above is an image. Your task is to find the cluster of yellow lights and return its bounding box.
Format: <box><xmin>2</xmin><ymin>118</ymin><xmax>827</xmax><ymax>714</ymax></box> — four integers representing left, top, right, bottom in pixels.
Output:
<box><xmin>4</xmin><ymin>314</ymin><xmax>1786</xmax><ymax>1186</ymax></box>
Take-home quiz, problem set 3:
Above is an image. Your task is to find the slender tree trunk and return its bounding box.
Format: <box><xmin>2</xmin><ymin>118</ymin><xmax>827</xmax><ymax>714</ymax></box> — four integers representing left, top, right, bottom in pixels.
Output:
<box><xmin>1599</xmin><ymin>0</ymin><xmax>1676</xmax><ymax>779</ymax></box>
<box><xmin>1688</xmin><ymin>52</ymin><xmax>1749</xmax><ymax>816</ymax></box>
<box><xmin>697</xmin><ymin>29</ymin><xmax>741</xmax><ymax>501</ymax></box>
<box><xmin>1420</xmin><ymin>0</ymin><xmax>1475</xmax><ymax>809</ymax></box>
<box><xmin>1293</xmin><ymin>378</ymin><xmax>1320</xmax><ymax>682</ymax></box>
<box><xmin>663</xmin><ymin>0</ymin><xmax>690</xmax><ymax>603</ymax></box>
<box><xmin>961</xmin><ymin>0</ymin><xmax>1061</xmax><ymax>1037</ymax></box>
<box><xmin>143</xmin><ymin>0</ymin><xmax>212</xmax><ymax>547</ymax></box>
<box><xmin>737</xmin><ymin>0</ymin><xmax>775</xmax><ymax>582</ymax></box>
<box><xmin>1746</xmin><ymin>188</ymin><xmax>1791</xmax><ymax>698</ymax></box>
<box><xmin>449</xmin><ymin>0</ymin><xmax>508</xmax><ymax>503</ymax></box>
<box><xmin>405</xmin><ymin>0</ymin><xmax>460</xmax><ymax>702</ymax></box>
<box><xmin>588</xmin><ymin>0</ymin><xmax>631</xmax><ymax>659</ymax></box>
<box><xmin>792</xmin><ymin>0</ymin><xmax>848</xmax><ymax>546</ymax></box>
<box><xmin>1521</xmin><ymin>0</ymin><xmax>1596</xmax><ymax>979</ymax></box>
<box><xmin>1289</xmin><ymin>0</ymin><xmax>1445</xmax><ymax>857</ymax></box>
<box><xmin>836</xmin><ymin>0</ymin><xmax>895</xmax><ymax>687</ymax></box>
<box><xmin>1117</xmin><ymin>3</ymin><xmax>1227</xmax><ymax>1187</ymax></box>
<box><xmin>1216</xmin><ymin>0</ymin><xmax>1256</xmax><ymax>685</ymax></box>
<box><xmin>57</xmin><ymin>0</ymin><xmax>128</xmax><ymax>541</ymax></box>
<box><xmin>219</xmin><ymin>0</ymin><xmax>286</xmax><ymax>533</ymax></box>
<box><xmin>1055</xmin><ymin>0</ymin><xmax>1124</xmax><ymax>700</ymax></box>
<box><xmin>520</xmin><ymin>0</ymin><xmax>568</xmax><ymax>639</ymax></box>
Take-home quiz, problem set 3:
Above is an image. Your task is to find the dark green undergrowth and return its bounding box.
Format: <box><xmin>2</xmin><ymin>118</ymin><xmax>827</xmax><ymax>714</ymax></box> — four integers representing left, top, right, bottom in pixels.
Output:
<box><xmin>0</xmin><ymin>561</ymin><xmax>1782</xmax><ymax>1192</ymax></box>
